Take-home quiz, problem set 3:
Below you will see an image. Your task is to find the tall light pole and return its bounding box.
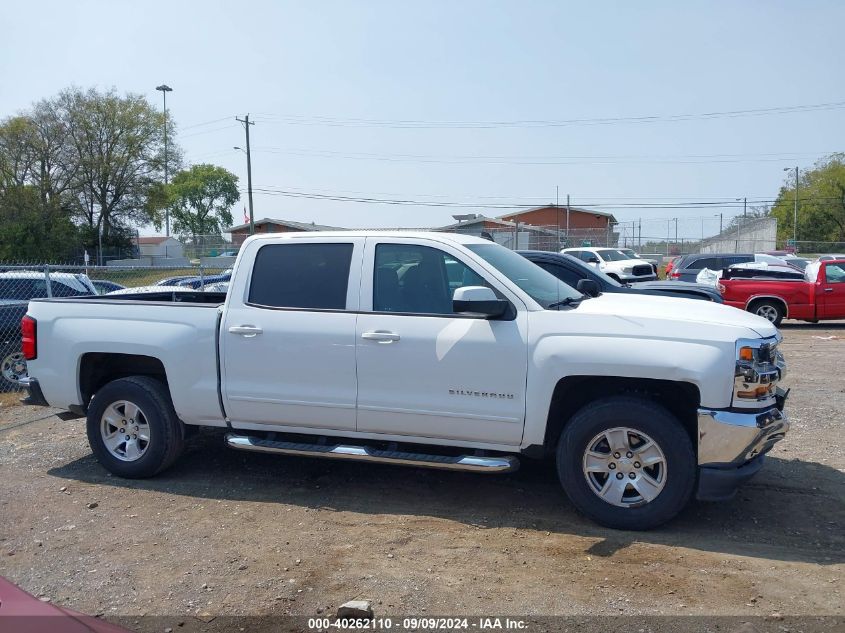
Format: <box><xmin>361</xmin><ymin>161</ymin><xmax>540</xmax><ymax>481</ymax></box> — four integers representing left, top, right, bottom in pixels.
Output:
<box><xmin>784</xmin><ymin>167</ymin><xmax>798</xmax><ymax>249</ymax></box>
<box><xmin>236</xmin><ymin>115</ymin><xmax>255</xmax><ymax>235</ymax></box>
<box><xmin>156</xmin><ymin>84</ymin><xmax>173</xmax><ymax>236</ymax></box>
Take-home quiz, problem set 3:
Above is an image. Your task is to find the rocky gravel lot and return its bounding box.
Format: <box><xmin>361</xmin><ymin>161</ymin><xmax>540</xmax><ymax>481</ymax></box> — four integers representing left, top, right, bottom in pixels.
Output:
<box><xmin>0</xmin><ymin>322</ymin><xmax>842</xmax><ymax>631</ymax></box>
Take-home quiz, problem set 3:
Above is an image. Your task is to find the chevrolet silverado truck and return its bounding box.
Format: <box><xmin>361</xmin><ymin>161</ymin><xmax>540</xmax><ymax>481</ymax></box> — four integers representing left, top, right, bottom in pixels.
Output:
<box><xmin>22</xmin><ymin>232</ymin><xmax>788</xmax><ymax>530</ymax></box>
<box><xmin>719</xmin><ymin>259</ymin><xmax>845</xmax><ymax>326</ymax></box>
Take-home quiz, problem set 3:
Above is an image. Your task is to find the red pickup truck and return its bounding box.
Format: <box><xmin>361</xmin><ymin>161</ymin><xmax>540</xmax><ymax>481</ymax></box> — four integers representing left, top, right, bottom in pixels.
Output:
<box><xmin>719</xmin><ymin>259</ymin><xmax>845</xmax><ymax>326</ymax></box>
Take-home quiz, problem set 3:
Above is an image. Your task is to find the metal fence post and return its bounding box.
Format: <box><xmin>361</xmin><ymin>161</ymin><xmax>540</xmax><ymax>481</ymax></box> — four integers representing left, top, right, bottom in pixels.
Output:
<box><xmin>44</xmin><ymin>264</ymin><xmax>52</xmax><ymax>298</ymax></box>
<box><xmin>199</xmin><ymin>265</ymin><xmax>205</xmax><ymax>290</ymax></box>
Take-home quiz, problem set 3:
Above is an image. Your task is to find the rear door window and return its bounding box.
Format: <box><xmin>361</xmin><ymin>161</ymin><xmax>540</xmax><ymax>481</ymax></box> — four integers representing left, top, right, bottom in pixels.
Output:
<box><xmin>691</xmin><ymin>258</ymin><xmax>717</xmax><ymax>270</ymax></box>
<box><xmin>537</xmin><ymin>262</ymin><xmax>584</xmax><ymax>287</ymax></box>
<box><xmin>248</xmin><ymin>243</ymin><xmax>354</xmax><ymax>310</ymax></box>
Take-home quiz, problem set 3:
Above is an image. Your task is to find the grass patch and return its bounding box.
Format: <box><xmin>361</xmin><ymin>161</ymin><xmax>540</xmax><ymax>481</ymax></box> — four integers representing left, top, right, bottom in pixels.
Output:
<box><xmin>73</xmin><ymin>267</ymin><xmax>232</xmax><ymax>289</ymax></box>
<box><xmin>0</xmin><ymin>391</ymin><xmax>22</xmax><ymax>408</ymax></box>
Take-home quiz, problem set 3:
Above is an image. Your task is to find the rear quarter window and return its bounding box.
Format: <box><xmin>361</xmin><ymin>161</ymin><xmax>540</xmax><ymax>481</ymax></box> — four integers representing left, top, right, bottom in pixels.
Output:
<box><xmin>248</xmin><ymin>243</ymin><xmax>354</xmax><ymax>310</ymax></box>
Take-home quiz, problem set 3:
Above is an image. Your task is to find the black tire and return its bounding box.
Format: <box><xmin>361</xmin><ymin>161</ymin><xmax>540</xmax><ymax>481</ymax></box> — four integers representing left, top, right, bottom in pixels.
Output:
<box><xmin>747</xmin><ymin>299</ymin><xmax>784</xmax><ymax>327</ymax></box>
<box><xmin>0</xmin><ymin>339</ymin><xmax>28</xmax><ymax>392</ymax></box>
<box><xmin>556</xmin><ymin>396</ymin><xmax>695</xmax><ymax>530</ymax></box>
<box><xmin>86</xmin><ymin>376</ymin><xmax>184</xmax><ymax>478</ymax></box>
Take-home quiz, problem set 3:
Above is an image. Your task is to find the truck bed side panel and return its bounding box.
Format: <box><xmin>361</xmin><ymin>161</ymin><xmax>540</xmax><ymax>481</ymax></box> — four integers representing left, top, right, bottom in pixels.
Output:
<box><xmin>27</xmin><ymin>301</ymin><xmax>224</xmax><ymax>426</ymax></box>
<box><xmin>720</xmin><ymin>279</ymin><xmax>816</xmax><ymax>320</ymax></box>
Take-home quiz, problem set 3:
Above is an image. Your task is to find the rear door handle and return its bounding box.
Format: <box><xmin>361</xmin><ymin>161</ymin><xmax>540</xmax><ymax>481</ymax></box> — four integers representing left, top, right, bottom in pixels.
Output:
<box><xmin>361</xmin><ymin>330</ymin><xmax>401</xmax><ymax>343</ymax></box>
<box><xmin>229</xmin><ymin>325</ymin><xmax>263</xmax><ymax>337</ymax></box>
<box><xmin>824</xmin><ymin>287</ymin><xmax>834</xmax><ymax>293</ymax></box>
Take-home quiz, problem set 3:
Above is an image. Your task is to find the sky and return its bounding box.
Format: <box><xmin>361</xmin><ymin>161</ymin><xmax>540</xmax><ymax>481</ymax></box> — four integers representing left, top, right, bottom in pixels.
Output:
<box><xmin>1</xmin><ymin>0</ymin><xmax>843</xmax><ymax>240</ymax></box>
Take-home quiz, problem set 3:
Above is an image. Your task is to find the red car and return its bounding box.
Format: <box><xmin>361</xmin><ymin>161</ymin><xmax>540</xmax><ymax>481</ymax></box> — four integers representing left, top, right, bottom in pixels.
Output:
<box><xmin>663</xmin><ymin>256</ymin><xmax>680</xmax><ymax>278</ymax></box>
<box><xmin>719</xmin><ymin>259</ymin><xmax>845</xmax><ymax>326</ymax></box>
<box><xmin>0</xmin><ymin>576</ymin><xmax>132</xmax><ymax>633</ymax></box>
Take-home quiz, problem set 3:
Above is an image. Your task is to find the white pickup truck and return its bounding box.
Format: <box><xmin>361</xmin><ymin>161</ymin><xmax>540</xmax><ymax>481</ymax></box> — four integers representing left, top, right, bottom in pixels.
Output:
<box><xmin>23</xmin><ymin>232</ymin><xmax>788</xmax><ymax>530</ymax></box>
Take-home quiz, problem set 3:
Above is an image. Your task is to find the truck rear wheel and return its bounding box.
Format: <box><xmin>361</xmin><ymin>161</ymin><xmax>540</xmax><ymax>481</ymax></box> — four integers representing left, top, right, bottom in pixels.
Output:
<box><xmin>0</xmin><ymin>340</ymin><xmax>28</xmax><ymax>392</ymax></box>
<box><xmin>86</xmin><ymin>376</ymin><xmax>184</xmax><ymax>478</ymax></box>
<box><xmin>747</xmin><ymin>299</ymin><xmax>784</xmax><ymax>327</ymax></box>
<box><xmin>556</xmin><ymin>396</ymin><xmax>695</xmax><ymax>530</ymax></box>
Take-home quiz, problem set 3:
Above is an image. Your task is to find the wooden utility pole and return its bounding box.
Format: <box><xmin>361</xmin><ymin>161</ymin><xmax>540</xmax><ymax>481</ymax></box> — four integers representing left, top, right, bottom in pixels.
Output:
<box><xmin>236</xmin><ymin>114</ymin><xmax>256</xmax><ymax>235</ymax></box>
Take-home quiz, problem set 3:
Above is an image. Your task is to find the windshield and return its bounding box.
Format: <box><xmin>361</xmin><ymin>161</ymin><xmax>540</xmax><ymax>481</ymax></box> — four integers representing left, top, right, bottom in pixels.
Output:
<box><xmin>619</xmin><ymin>249</ymin><xmax>637</xmax><ymax>258</ymax></box>
<box><xmin>596</xmin><ymin>249</ymin><xmax>632</xmax><ymax>261</ymax></box>
<box><xmin>467</xmin><ymin>244</ymin><xmax>582</xmax><ymax>309</ymax></box>
<box><xmin>562</xmin><ymin>254</ymin><xmax>624</xmax><ymax>287</ymax></box>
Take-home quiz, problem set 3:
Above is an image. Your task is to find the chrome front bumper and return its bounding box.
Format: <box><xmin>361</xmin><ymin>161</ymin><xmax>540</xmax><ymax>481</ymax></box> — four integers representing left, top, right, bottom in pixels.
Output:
<box><xmin>697</xmin><ymin>392</ymin><xmax>789</xmax><ymax>466</ymax></box>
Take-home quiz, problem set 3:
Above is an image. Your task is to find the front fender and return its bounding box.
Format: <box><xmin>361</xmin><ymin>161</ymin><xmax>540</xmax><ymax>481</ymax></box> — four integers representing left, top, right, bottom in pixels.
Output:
<box><xmin>523</xmin><ymin>334</ymin><xmax>735</xmax><ymax>447</ymax></box>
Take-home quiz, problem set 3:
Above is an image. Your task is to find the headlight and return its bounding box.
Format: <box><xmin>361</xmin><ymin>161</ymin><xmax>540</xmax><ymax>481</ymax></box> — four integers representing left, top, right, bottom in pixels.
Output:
<box><xmin>621</xmin><ymin>266</ymin><xmax>634</xmax><ymax>273</ymax></box>
<box><xmin>733</xmin><ymin>337</ymin><xmax>784</xmax><ymax>409</ymax></box>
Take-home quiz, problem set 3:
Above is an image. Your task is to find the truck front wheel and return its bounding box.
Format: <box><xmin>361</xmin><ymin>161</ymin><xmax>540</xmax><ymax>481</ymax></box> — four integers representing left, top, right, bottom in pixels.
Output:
<box><xmin>86</xmin><ymin>376</ymin><xmax>184</xmax><ymax>478</ymax></box>
<box><xmin>556</xmin><ymin>396</ymin><xmax>695</xmax><ymax>530</ymax></box>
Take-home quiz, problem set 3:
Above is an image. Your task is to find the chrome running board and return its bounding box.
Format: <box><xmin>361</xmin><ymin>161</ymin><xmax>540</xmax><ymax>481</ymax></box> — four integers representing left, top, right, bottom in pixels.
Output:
<box><xmin>225</xmin><ymin>434</ymin><xmax>519</xmax><ymax>473</ymax></box>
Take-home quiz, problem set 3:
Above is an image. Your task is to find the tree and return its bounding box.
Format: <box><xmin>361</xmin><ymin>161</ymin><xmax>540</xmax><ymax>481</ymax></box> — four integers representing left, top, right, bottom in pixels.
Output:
<box><xmin>771</xmin><ymin>154</ymin><xmax>845</xmax><ymax>245</ymax></box>
<box><xmin>0</xmin><ymin>185</ymin><xmax>80</xmax><ymax>261</ymax></box>
<box><xmin>54</xmin><ymin>87</ymin><xmax>180</xmax><ymax>245</ymax></box>
<box><xmin>167</xmin><ymin>164</ymin><xmax>239</xmax><ymax>246</ymax></box>
<box><xmin>725</xmin><ymin>204</ymin><xmax>771</xmax><ymax>230</ymax></box>
<box><xmin>0</xmin><ymin>86</ymin><xmax>182</xmax><ymax>261</ymax></box>
<box><xmin>0</xmin><ymin>117</ymin><xmax>37</xmax><ymax>189</ymax></box>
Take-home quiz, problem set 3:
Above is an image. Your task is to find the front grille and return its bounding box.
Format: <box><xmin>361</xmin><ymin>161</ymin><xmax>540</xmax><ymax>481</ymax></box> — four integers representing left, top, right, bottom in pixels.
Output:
<box><xmin>632</xmin><ymin>264</ymin><xmax>653</xmax><ymax>276</ymax></box>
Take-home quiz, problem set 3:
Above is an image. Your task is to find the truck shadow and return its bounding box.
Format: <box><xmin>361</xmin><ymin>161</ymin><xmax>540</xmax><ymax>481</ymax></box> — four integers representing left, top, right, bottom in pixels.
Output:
<box><xmin>48</xmin><ymin>429</ymin><xmax>844</xmax><ymax>566</ymax></box>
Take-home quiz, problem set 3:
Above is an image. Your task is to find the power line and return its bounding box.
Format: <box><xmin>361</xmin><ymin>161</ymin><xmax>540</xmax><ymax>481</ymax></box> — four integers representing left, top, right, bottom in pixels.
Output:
<box><xmin>248</xmin><ymin>146</ymin><xmax>835</xmax><ymax>166</ymax></box>
<box><xmin>245</xmin><ymin>186</ymin><xmax>840</xmax><ymax>211</ymax></box>
<box><xmin>180</xmin><ymin>116</ymin><xmax>234</xmax><ymax>130</ymax></box>
<box><xmin>180</xmin><ymin>123</ymin><xmax>239</xmax><ymax>139</ymax></box>
<box><xmin>250</xmin><ymin>100</ymin><xmax>845</xmax><ymax>129</ymax></box>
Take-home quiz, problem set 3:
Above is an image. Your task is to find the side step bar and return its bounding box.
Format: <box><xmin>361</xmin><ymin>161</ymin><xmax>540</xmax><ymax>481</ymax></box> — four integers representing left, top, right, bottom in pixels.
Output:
<box><xmin>225</xmin><ymin>434</ymin><xmax>519</xmax><ymax>473</ymax></box>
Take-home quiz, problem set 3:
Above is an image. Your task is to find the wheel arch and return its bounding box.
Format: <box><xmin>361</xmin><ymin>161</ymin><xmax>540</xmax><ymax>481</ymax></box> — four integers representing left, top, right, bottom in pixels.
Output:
<box><xmin>543</xmin><ymin>376</ymin><xmax>700</xmax><ymax>456</ymax></box>
<box><xmin>79</xmin><ymin>352</ymin><xmax>169</xmax><ymax>408</ymax></box>
<box><xmin>745</xmin><ymin>295</ymin><xmax>789</xmax><ymax>318</ymax></box>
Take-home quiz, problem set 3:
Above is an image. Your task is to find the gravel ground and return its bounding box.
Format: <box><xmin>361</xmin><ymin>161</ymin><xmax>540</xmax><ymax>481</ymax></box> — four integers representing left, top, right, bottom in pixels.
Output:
<box><xmin>0</xmin><ymin>323</ymin><xmax>842</xmax><ymax>629</ymax></box>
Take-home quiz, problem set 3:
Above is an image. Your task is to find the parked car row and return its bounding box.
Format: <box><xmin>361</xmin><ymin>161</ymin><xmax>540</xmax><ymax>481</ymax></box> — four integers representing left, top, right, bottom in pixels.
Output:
<box><xmin>519</xmin><ymin>251</ymin><xmax>722</xmax><ymax>302</ymax></box>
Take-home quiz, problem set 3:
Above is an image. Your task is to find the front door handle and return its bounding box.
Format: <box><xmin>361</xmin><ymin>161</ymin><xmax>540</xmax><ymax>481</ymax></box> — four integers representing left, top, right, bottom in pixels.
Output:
<box><xmin>361</xmin><ymin>330</ymin><xmax>401</xmax><ymax>343</ymax></box>
<box><xmin>229</xmin><ymin>325</ymin><xmax>263</xmax><ymax>337</ymax></box>
<box><xmin>824</xmin><ymin>287</ymin><xmax>834</xmax><ymax>293</ymax></box>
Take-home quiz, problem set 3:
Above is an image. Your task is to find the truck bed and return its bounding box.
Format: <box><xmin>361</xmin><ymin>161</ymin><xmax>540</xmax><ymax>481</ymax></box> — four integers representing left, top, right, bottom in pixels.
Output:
<box><xmin>719</xmin><ymin>277</ymin><xmax>815</xmax><ymax>320</ymax></box>
<box><xmin>26</xmin><ymin>293</ymin><xmax>227</xmax><ymax>426</ymax></box>
<box><xmin>48</xmin><ymin>290</ymin><xmax>227</xmax><ymax>305</ymax></box>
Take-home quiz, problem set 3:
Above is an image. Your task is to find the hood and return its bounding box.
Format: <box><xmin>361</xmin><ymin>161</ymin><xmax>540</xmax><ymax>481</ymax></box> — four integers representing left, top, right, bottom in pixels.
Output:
<box><xmin>560</xmin><ymin>292</ymin><xmax>777</xmax><ymax>339</ymax></box>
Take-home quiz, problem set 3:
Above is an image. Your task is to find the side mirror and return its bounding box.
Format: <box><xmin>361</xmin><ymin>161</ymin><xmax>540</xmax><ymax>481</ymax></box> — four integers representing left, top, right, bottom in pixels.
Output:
<box><xmin>576</xmin><ymin>279</ymin><xmax>600</xmax><ymax>298</ymax></box>
<box><xmin>587</xmin><ymin>256</ymin><xmax>600</xmax><ymax>264</ymax></box>
<box><xmin>453</xmin><ymin>286</ymin><xmax>509</xmax><ymax>319</ymax></box>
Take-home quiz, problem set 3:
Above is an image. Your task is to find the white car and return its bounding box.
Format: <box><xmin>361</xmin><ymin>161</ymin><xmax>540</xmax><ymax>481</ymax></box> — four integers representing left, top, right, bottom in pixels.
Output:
<box><xmin>0</xmin><ymin>271</ymin><xmax>96</xmax><ymax>390</ymax></box>
<box><xmin>561</xmin><ymin>247</ymin><xmax>658</xmax><ymax>282</ymax></box>
<box><xmin>24</xmin><ymin>231</ymin><xmax>787</xmax><ymax>530</ymax></box>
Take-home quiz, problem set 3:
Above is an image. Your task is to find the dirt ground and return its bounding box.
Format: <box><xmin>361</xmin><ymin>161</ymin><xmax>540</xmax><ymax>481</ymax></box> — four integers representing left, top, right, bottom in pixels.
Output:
<box><xmin>0</xmin><ymin>323</ymin><xmax>842</xmax><ymax>628</ymax></box>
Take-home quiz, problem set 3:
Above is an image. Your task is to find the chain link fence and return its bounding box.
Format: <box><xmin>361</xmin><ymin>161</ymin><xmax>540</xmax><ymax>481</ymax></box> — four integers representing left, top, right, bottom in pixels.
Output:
<box><xmin>793</xmin><ymin>241</ymin><xmax>845</xmax><ymax>256</ymax></box>
<box><xmin>0</xmin><ymin>262</ymin><xmax>231</xmax><ymax>394</ymax></box>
